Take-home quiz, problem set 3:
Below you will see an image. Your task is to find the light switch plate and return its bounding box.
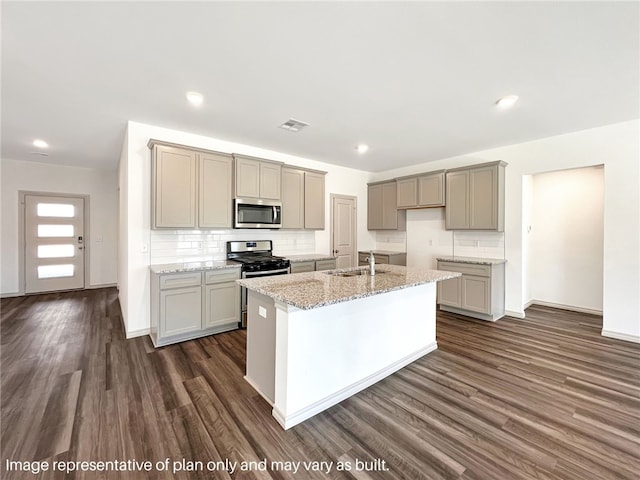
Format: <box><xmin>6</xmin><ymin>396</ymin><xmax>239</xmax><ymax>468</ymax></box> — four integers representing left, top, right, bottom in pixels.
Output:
<box><xmin>258</xmin><ymin>306</ymin><xmax>267</xmax><ymax>318</ymax></box>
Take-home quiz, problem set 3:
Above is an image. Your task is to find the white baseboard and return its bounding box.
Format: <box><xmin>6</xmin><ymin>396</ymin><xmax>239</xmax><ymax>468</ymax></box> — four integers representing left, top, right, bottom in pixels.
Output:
<box><xmin>601</xmin><ymin>329</ymin><xmax>640</xmax><ymax>344</ymax></box>
<box><xmin>0</xmin><ymin>291</ymin><xmax>21</xmax><ymax>298</ymax></box>
<box><xmin>272</xmin><ymin>342</ymin><xmax>438</xmax><ymax>430</ymax></box>
<box><xmin>505</xmin><ymin>310</ymin><xmax>525</xmax><ymax>319</ymax></box>
<box><xmin>126</xmin><ymin>328</ymin><xmax>150</xmax><ymax>339</ymax></box>
<box><xmin>1</xmin><ymin>283</ymin><xmax>117</xmax><ymax>298</ymax></box>
<box><xmin>87</xmin><ymin>283</ymin><xmax>117</xmax><ymax>289</ymax></box>
<box><xmin>529</xmin><ymin>300</ymin><xmax>602</xmax><ymax>316</ymax></box>
<box><xmin>244</xmin><ymin>376</ymin><xmax>274</xmax><ymax>406</ymax></box>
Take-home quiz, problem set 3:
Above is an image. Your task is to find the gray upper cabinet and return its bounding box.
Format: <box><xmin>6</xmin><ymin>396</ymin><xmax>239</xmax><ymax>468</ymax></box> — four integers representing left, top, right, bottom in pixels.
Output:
<box><xmin>445</xmin><ymin>161</ymin><xmax>506</xmax><ymax>231</ymax></box>
<box><xmin>234</xmin><ymin>156</ymin><xmax>261</xmax><ymax>198</ymax></box>
<box><xmin>281</xmin><ymin>166</ymin><xmax>326</xmax><ymax>230</ymax></box>
<box><xmin>368</xmin><ymin>181</ymin><xmax>405</xmax><ymax>230</ymax></box>
<box><xmin>418</xmin><ymin>171</ymin><xmax>445</xmax><ymax>207</ymax></box>
<box><xmin>281</xmin><ymin>167</ymin><xmax>305</xmax><ymax>229</ymax></box>
<box><xmin>233</xmin><ymin>154</ymin><xmax>282</xmax><ymax>200</ymax></box>
<box><xmin>152</xmin><ymin>143</ymin><xmax>197</xmax><ymax>228</ymax></box>
<box><xmin>151</xmin><ymin>141</ymin><xmax>233</xmax><ymax>229</ymax></box>
<box><xmin>396</xmin><ymin>177</ymin><xmax>418</xmax><ymax>208</ymax></box>
<box><xmin>397</xmin><ymin>171</ymin><xmax>445</xmax><ymax>209</ymax></box>
<box><xmin>445</xmin><ymin>170</ymin><xmax>469</xmax><ymax>229</ymax></box>
<box><xmin>304</xmin><ymin>171</ymin><xmax>325</xmax><ymax>229</ymax></box>
<box><xmin>199</xmin><ymin>151</ymin><xmax>233</xmax><ymax>228</ymax></box>
<box><xmin>260</xmin><ymin>162</ymin><xmax>282</xmax><ymax>200</ymax></box>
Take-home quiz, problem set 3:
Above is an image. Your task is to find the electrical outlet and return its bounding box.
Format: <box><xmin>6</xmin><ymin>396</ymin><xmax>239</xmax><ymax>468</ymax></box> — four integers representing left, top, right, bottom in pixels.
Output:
<box><xmin>141</xmin><ymin>243</ymin><xmax>148</xmax><ymax>253</ymax></box>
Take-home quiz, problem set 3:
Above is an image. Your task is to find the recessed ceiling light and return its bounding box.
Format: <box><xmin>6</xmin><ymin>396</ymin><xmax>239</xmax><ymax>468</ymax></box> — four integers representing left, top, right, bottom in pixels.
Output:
<box><xmin>33</xmin><ymin>139</ymin><xmax>48</xmax><ymax>148</ymax></box>
<box><xmin>495</xmin><ymin>95</ymin><xmax>519</xmax><ymax>109</ymax></box>
<box><xmin>356</xmin><ymin>144</ymin><xmax>369</xmax><ymax>154</ymax></box>
<box><xmin>278</xmin><ymin>119</ymin><xmax>309</xmax><ymax>132</ymax></box>
<box><xmin>186</xmin><ymin>91</ymin><xmax>204</xmax><ymax>106</ymax></box>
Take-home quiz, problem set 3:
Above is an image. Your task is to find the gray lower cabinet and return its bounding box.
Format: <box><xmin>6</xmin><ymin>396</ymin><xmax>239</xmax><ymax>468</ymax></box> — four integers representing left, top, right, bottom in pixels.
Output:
<box><xmin>203</xmin><ymin>270</ymin><xmax>241</xmax><ymax>329</ymax></box>
<box><xmin>290</xmin><ymin>261</ymin><xmax>315</xmax><ymax>273</ymax></box>
<box><xmin>151</xmin><ymin>268</ymin><xmax>240</xmax><ymax>347</ymax></box>
<box><xmin>315</xmin><ymin>259</ymin><xmax>337</xmax><ymax>271</ymax></box>
<box><xmin>358</xmin><ymin>251</ymin><xmax>407</xmax><ymax>266</ymax></box>
<box><xmin>290</xmin><ymin>258</ymin><xmax>337</xmax><ymax>274</ymax></box>
<box><xmin>159</xmin><ymin>285</ymin><xmax>202</xmax><ymax>338</ymax></box>
<box><xmin>437</xmin><ymin>260</ymin><xmax>505</xmax><ymax>321</ymax></box>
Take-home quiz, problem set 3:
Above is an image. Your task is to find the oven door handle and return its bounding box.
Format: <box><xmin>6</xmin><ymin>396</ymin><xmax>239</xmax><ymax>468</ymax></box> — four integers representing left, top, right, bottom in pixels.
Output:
<box><xmin>242</xmin><ymin>267</ymin><xmax>290</xmax><ymax>278</ymax></box>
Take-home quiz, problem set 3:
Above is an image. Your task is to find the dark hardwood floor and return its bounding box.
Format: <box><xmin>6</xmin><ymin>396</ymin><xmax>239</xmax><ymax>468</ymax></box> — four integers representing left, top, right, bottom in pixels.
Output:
<box><xmin>2</xmin><ymin>288</ymin><xmax>639</xmax><ymax>479</ymax></box>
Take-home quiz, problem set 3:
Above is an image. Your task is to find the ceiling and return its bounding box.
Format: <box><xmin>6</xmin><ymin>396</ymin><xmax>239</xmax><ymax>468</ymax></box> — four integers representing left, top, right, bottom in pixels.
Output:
<box><xmin>2</xmin><ymin>1</ymin><xmax>638</xmax><ymax>172</ymax></box>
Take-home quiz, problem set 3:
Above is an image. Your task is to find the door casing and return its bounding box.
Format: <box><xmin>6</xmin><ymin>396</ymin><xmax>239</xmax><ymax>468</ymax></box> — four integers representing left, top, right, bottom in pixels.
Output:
<box><xmin>330</xmin><ymin>194</ymin><xmax>357</xmax><ymax>268</ymax></box>
<box><xmin>18</xmin><ymin>191</ymin><xmax>90</xmax><ymax>295</ymax></box>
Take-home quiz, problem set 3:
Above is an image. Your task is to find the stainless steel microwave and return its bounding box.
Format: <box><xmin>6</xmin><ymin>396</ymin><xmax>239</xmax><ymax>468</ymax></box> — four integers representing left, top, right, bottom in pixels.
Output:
<box><xmin>234</xmin><ymin>198</ymin><xmax>282</xmax><ymax>229</ymax></box>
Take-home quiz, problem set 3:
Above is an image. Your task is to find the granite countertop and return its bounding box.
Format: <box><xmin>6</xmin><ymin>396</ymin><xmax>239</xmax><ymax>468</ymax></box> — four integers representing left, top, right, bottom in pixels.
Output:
<box><xmin>237</xmin><ymin>264</ymin><xmax>460</xmax><ymax>310</ymax></box>
<box><xmin>436</xmin><ymin>256</ymin><xmax>507</xmax><ymax>265</ymax></box>
<box><xmin>285</xmin><ymin>254</ymin><xmax>337</xmax><ymax>263</ymax></box>
<box><xmin>150</xmin><ymin>260</ymin><xmax>241</xmax><ymax>274</ymax></box>
<box><xmin>358</xmin><ymin>250</ymin><xmax>406</xmax><ymax>256</ymax></box>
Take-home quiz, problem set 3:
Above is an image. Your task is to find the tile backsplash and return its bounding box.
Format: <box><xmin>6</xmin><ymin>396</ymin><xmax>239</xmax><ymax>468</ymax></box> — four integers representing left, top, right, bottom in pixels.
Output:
<box><xmin>151</xmin><ymin>229</ymin><xmax>315</xmax><ymax>264</ymax></box>
<box><xmin>373</xmin><ymin>231</ymin><xmax>407</xmax><ymax>252</ymax></box>
<box><xmin>452</xmin><ymin>231</ymin><xmax>505</xmax><ymax>258</ymax></box>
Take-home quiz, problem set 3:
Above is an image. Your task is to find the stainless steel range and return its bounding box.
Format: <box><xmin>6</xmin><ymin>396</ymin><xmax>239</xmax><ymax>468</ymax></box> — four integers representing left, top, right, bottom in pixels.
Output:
<box><xmin>227</xmin><ymin>240</ymin><xmax>290</xmax><ymax>327</ymax></box>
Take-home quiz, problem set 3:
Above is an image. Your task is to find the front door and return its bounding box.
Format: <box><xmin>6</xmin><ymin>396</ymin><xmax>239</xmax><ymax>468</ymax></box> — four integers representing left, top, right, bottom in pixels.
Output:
<box><xmin>24</xmin><ymin>194</ymin><xmax>85</xmax><ymax>293</ymax></box>
<box><xmin>331</xmin><ymin>194</ymin><xmax>357</xmax><ymax>268</ymax></box>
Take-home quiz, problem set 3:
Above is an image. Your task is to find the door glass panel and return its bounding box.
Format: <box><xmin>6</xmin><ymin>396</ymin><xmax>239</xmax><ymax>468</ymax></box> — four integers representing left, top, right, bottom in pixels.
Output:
<box><xmin>37</xmin><ymin>264</ymin><xmax>74</xmax><ymax>279</ymax></box>
<box><xmin>37</xmin><ymin>203</ymin><xmax>75</xmax><ymax>217</ymax></box>
<box><xmin>37</xmin><ymin>244</ymin><xmax>75</xmax><ymax>258</ymax></box>
<box><xmin>37</xmin><ymin>224</ymin><xmax>74</xmax><ymax>237</ymax></box>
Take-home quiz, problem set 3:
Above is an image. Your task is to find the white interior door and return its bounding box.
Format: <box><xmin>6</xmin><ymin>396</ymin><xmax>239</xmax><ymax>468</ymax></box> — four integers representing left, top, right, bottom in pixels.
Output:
<box><xmin>24</xmin><ymin>195</ymin><xmax>85</xmax><ymax>293</ymax></box>
<box><xmin>331</xmin><ymin>195</ymin><xmax>357</xmax><ymax>268</ymax></box>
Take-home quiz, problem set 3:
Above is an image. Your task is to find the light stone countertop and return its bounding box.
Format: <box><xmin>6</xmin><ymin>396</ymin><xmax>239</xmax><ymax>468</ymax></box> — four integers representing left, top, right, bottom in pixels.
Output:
<box><xmin>436</xmin><ymin>256</ymin><xmax>507</xmax><ymax>265</ymax></box>
<box><xmin>150</xmin><ymin>260</ymin><xmax>241</xmax><ymax>274</ymax></box>
<box><xmin>284</xmin><ymin>254</ymin><xmax>337</xmax><ymax>263</ymax></box>
<box><xmin>358</xmin><ymin>250</ymin><xmax>406</xmax><ymax>256</ymax></box>
<box><xmin>237</xmin><ymin>264</ymin><xmax>461</xmax><ymax>310</ymax></box>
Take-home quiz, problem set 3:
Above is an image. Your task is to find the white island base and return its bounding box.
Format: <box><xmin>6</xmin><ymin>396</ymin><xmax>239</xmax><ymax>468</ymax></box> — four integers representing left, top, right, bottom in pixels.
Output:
<box><xmin>245</xmin><ymin>282</ymin><xmax>438</xmax><ymax>430</ymax></box>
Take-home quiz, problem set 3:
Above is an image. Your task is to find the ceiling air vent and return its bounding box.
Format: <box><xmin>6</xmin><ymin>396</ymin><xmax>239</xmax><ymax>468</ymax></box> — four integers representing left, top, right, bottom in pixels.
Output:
<box><xmin>278</xmin><ymin>118</ymin><xmax>309</xmax><ymax>132</ymax></box>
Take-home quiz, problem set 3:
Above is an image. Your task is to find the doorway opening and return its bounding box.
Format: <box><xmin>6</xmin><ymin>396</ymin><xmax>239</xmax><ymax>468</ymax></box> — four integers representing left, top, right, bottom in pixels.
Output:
<box><xmin>20</xmin><ymin>192</ymin><xmax>88</xmax><ymax>294</ymax></box>
<box><xmin>523</xmin><ymin>165</ymin><xmax>604</xmax><ymax>322</ymax></box>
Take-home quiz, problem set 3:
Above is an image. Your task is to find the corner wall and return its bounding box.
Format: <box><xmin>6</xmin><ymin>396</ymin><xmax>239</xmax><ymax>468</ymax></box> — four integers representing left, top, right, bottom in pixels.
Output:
<box><xmin>529</xmin><ymin>166</ymin><xmax>604</xmax><ymax>312</ymax></box>
<box><xmin>1</xmin><ymin>158</ymin><xmax>118</xmax><ymax>295</ymax></box>
<box><xmin>370</xmin><ymin>119</ymin><xmax>640</xmax><ymax>342</ymax></box>
<box><xmin>119</xmin><ymin>121</ymin><xmax>375</xmax><ymax>336</ymax></box>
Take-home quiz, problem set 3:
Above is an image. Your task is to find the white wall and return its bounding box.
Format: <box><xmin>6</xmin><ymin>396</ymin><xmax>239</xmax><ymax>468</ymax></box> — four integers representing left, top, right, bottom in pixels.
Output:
<box><xmin>528</xmin><ymin>166</ymin><xmax>604</xmax><ymax>312</ymax></box>
<box><xmin>370</xmin><ymin>119</ymin><xmax>639</xmax><ymax>342</ymax></box>
<box><xmin>117</xmin><ymin>131</ymin><xmax>129</xmax><ymax>331</ymax></box>
<box><xmin>1</xmin><ymin>158</ymin><xmax>118</xmax><ymax>295</ymax></box>
<box><xmin>119</xmin><ymin>121</ymin><xmax>375</xmax><ymax>336</ymax></box>
<box><xmin>522</xmin><ymin>175</ymin><xmax>534</xmax><ymax>306</ymax></box>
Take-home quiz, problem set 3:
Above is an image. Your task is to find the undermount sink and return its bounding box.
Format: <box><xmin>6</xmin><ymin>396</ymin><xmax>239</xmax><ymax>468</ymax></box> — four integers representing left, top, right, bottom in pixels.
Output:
<box><xmin>325</xmin><ymin>268</ymin><xmax>385</xmax><ymax>277</ymax></box>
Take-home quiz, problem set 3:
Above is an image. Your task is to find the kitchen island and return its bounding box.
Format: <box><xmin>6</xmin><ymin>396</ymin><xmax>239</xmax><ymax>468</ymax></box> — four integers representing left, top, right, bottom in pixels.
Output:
<box><xmin>237</xmin><ymin>264</ymin><xmax>460</xmax><ymax>429</ymax></box>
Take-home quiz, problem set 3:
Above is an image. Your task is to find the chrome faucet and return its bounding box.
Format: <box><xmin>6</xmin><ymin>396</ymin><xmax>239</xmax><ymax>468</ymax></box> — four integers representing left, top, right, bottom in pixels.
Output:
<box><xmin>366</xmin><ymin>251</ymin><xmax>376</xmax><ymax>276</ymax></box>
